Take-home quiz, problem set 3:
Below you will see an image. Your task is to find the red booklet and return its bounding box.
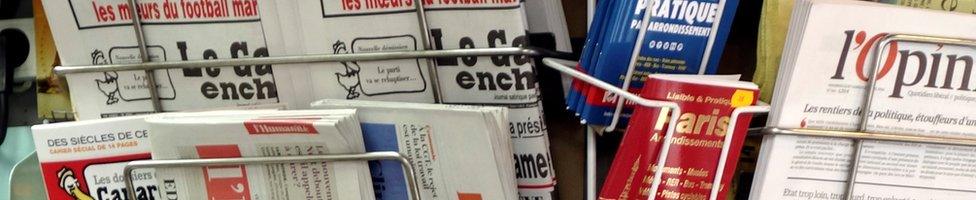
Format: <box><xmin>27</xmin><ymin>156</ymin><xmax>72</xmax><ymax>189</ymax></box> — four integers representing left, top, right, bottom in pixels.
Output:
<box><xmin>599</xmin><ymin>75</ymin><xmax>758</xmax><ymax>200</ymax></box>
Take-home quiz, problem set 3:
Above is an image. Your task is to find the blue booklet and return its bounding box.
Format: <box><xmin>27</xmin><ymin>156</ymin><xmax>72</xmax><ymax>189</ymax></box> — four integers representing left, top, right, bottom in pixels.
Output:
<box><xmin>580</xmin><ymin>0</ymin><xmax>651</xmax><ymax>127</ymax></box>
<box><xmin>567</xmin><ymin>0</ymin><xmax>616</xmax><ymax>116</ymax></box>
<box><xmin>576</xmin><ymin>0</ymin><xmax>740</xmax><ymax>129</ymax></box>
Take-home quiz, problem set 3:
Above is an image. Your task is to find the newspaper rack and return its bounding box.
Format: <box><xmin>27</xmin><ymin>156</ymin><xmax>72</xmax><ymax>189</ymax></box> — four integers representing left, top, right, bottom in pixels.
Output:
<box><xmin>49</xmin><ymin>1</ymin><xmax>533</xmax><ymax>200</ymax></box>
<box><xmin>44</xmin><ymin>3</ymin><xmax>769</xmax><ymax>199</ymax></box>
<box><xmin>53</xmin><ymin>44</ymin><xmax>768</xmax><ymax>200</ymax></box>
<box><xmin>46</xmin><ymin>0</ymin><xmax>976</xmax><ymax>198</ymax></box>
<box><xmin>544</xmin><ymin>33</ymin><xmax>976</xmax><ymax>200</ymax></box>
<box><xmin>542</xmin><ymin>58</ymin><xmax>770</xmax><ymax>200</ymax></box>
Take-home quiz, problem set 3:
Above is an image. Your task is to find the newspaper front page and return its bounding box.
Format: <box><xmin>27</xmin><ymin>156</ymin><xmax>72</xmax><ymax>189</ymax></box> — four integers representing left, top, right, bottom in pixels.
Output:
<box><xmin>148</xmin><ymin>110</ymin><xmax>373</xmax><ymax>200</ymax></box>
<box><xmin>268</xmin><ymin>0</ymin><xmax>436</xmax><ymax>104</ymax></box>
<box><xmin>423</xmin><ymin>2</ymin><xmax>557</xmax><ymax>198</ymax></box>
<box><xmin>753</xmin><ymin>1</ymin><xmax>976</xmax><ymax>199</ymax></box>
<box><xmin>313</xmin><ymin>99</ymin><xmax>520</xmax><ymax>200</ymax></box>
<box><xmin>43</xmin><ymin>0</ymin><xmax>296</xmax><ymax>120</ymax></box>
<box><xmin>32</xmin><ymin>116</ymin><xmax>158</xmax><ymax>200</ymax></box>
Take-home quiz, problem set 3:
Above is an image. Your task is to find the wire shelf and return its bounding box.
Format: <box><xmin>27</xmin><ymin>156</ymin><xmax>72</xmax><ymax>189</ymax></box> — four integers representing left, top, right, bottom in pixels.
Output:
<box><xmin>50</xmin><ymin>0</ymin><xmax>976</xmax><ymax>199</ymax></box>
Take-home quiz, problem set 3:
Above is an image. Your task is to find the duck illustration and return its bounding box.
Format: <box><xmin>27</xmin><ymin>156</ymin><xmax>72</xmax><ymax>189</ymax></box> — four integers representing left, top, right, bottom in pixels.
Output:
<box><xmin>57</xmin><ymin>167</ymin><xmax>95</xmax><ymax>200</ymax></box>
<box><xmin>91</xmin><ymin>50</ymin><xmax>121</xmax><ymax>105</ymax></box>
<box><xmin>333</xmin><ymin>41</ymin><xmax>362</xmax><ymax>99</ymax></box>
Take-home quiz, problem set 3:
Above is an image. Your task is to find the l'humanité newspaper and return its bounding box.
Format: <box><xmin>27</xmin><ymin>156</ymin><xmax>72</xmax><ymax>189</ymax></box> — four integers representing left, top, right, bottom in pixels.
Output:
<box><xmin>753</xmin><ymin>1</ymin><xmax>976</xmax><ymax>199</ymax></box>
<box><xmin>42</xmin><ymin>0</ymin><xmax>298</xmax><ymax>120</ymax></box>
<box><xmin>147</xmin><ymin>110</ymin><xmax>374</xmax><ymax>200</ymax></box>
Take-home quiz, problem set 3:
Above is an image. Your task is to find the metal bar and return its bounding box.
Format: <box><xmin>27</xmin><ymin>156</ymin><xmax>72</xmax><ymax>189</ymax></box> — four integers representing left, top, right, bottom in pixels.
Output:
<box><xmin>646</xmin><ymin>108</ymin><xmax>682</xmax><ymax>200</ymax></box>
<box><xmin>55</xmin><ymin>48</ymin><xmax>538</xmax><ymax>75</ymax></box>
<box><xmin>696</xmin><ymin>0</ymin><xmax>728</xmax><ymax>75</ymax></box>
<box><xmin>125</xmin><ymin>0</ymin><xmax>163</xmax><ymax>112</ymax></box>
<box><xmin>709</xmin><ymin>105</ymin><xmax>770</xmax><ymax>200</ymax></box>
<box><xmin>555</xmin><ymin>58</ymin><xmax>597</xmax><ymax>200</ymax></box>
<box><xmin>411</xmin><ymin>0</ymin><xmax>442</xmax><ymax>102</ymax></box>
<box><xmin>542</xmin><ymin>58</ymin><xmax>682</xmax><ymax>200</ymax></box>
<box><xmin>587</xmin><ymin>0</ymin><xmax>595</xmax><ymax>29</ymax></box>
<box><xmin>123</xmin><ymin>152</ymin><xmax>421</xmax><ymax>200</ymax></box>
<box><xmin>844</xmin><ymin>140</ymin><xmax>864</xmax><ymax>199</ymax></box>
<box><xmin>880</xmin><ymin>34</ymin><xmax>976</xmax><ymax>47</ymax></box>
<box><xmin>541</xmin><ymin>58</ymin><xmax>680</xmax><ymax>116</ymax></box>
<box><xmin>764</xmin><ymin>127</ymin><xmax>976</xmax><ymax>147</ymax></box>
<box><xmin>606</xmin><ymin>1</ymin><xmax>656</xmax><ymax>132</ymax></box>
<box><xmin>586</xmin><ymin>127</ymin><xmax>597</xmax><ymax>200</ymax></box>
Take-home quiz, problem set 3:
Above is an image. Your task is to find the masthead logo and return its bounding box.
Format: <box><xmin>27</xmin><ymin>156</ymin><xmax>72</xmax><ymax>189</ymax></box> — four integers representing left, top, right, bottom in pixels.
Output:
<box><xmin>830</xmin><ymin>30</ymin><xmax>976</xmax><ymax>98</ymax></box>
<box><xmin>244</xmin><ymin>120</ymin><xmax>318</xmax><ymax>134</ymax></box>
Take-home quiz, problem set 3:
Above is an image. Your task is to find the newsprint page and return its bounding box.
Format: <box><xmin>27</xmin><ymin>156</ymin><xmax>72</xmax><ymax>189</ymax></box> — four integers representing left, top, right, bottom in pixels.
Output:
<box><xmin>754</xmin><ymin>1</ymin><xmax>976</xmax><ymax>199</ymax></box>
<box><xmin>43</xmin><ymin>0</ymin><xmax>296</xmax><ymax>120</ymax></box>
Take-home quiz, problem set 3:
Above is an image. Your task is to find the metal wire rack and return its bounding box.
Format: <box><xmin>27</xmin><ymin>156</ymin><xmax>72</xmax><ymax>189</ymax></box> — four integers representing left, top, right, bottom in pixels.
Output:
<box><xmin>48</xmin><ymin>0</ymin><xmax>976</xmax><ymax>199</ymax></box>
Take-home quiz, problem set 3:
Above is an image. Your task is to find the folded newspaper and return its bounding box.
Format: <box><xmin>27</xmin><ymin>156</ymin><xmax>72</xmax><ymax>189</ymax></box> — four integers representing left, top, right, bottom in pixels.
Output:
<box><xmin>753</xmin><ymin>0</ymin><xmax>976</xmax><ymax>199</ymax></box>
<box><xmin>32</xmin><ymin>115</ymin><xmax>158</xmax><ymax>200</ymax></box>
<box><xmin>41</xmin><ymin>0</ymin><xmax>299</xmax><ymax>120</ymax></box>
<box><xmin>31</xmin><ymin>101</ymin><xmax>292</xmax><ymax>200</ymax></box>
<box><xmin>423</xmin><ymin>3</ymin><xmax>558</xmax><ymax>198</ymax></box>
<box><xmin>147</xmin><ymin>109</ymin><xmax>374</xmax><ymax>200</ymax></box>
<box><xmin>266</xmin><ymin>1</ymin><xmax>557</xmax><ymax>198</ymax></box>
<box><xmin>312</xmin><ymin>99</ymin><xmax>519</xmax><ymax>200</ymax></box>
<box><xmin>262</xmin><ymin>0</ymin><xmax>437</xmax><ymax>104</ymax></box>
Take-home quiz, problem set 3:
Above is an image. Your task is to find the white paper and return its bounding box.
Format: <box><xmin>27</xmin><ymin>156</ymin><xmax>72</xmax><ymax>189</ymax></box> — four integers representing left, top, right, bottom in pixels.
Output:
<box><xmin>42</xmin><ymin>0</ymin><xmax>297</xmax><ymax>120</ymax></box>
<box><xmin>32</xmin><ymin>115</ymin><xmax>158</xmax><ymax>200</ymax></box>
<box><xmin>754</xmin><ymin>1</ymin><xmax>976</xmax><ymax>199</ymax></box>
<box><xmin>148</xmin><ymin>110</ymin><xmax>373</xmax><ymax>200</ymax></box>
<box><xmin>313</xmin><ymin>99</ymin><xmax>520</xmax><ymax>200</ymax></box>
<box><xmin>423</xmin><ymin>3</ymin><xmax>557</xmax><ymax>198</ymax></box>
<box><xmin>267</xmin><ymin>0</ymin><xmax>436</xmax><ymax>104</ymax></box>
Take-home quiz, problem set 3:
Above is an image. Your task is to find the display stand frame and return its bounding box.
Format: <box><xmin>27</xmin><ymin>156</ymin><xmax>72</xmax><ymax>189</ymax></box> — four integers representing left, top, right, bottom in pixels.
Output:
<box><xmin>543</xmin><ymin>33</ymin><xmax>976</xmax><ymax>200</ymax></box>
<box><xmin>50</xmin><ymin>0</ymin><xmax>976</xmax><ymax>199</ymax></box>
<box><xmin>51</xmin><ymin>1</ymin><xmax>770</xmax><ymax>199</ymax></box>
<box><xmin>542</xmin><ymin>58</ymin><xmax>769</xmax><ymax>200</ymax></box>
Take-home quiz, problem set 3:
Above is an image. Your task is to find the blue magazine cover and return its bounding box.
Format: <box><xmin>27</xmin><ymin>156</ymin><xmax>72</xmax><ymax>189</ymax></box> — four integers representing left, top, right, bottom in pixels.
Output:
<box><xmin>574</xmin><ymin>0</ymin><xmax>628</xmax><ymax>120</ymax></box>
<box><xmin>635</xmin><ymin>0</ymin><xmax>738</xmax><ymax>74</ymax></box>
<box><xmin>580</xmin><ymin>0</ymin><xmax>649</xmax><ymax>126</ymax></box>
<box><xmin>567</xmin><ymin>0</ymin><xmax>616</xmax><ymax>116</ymax></box>
<box><xmin>361</xmin><ymin>123</ymin><xmax>410</xmax><ymax>200</ymax></box>
<box><xmin>580</xmin><ymin>0</ymin><xmax>740</xmax><ymax>129</ymax></box>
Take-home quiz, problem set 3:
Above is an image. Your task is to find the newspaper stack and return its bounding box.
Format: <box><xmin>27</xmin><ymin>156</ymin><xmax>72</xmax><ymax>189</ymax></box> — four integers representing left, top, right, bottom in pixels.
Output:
<box><xmin>312</xmin><ymin>99</ymin><xmax>518</xmax><ymax>200</ymax></box>
<box><xmin>262</xmin><ymin>1</ymin><xmax>437</xmax><ymax>104</ymax></box>
<box><xmin>753</xmin><ymin>0</ymin><xmax>976</xmax><ymax>199</ymax></box>
<box><xmin>267</xmin><ymin>1</ymin><xmax>557</xmax><ymax>198</ymax></box>
<box><xmin>147</xmin><ymin>110</ymin><xmax>374</xmax><ymax>200</ymax></box>
<box><xmin>40</xmin><ymin>0</ymin><xmax>300</xmax><ymax>120</ymax></box>
<box><xmin>30</xmin><ymin>104</ymin><xmax>289</xmax><ymax>200</ymax></box>
<box><xmin>32</xmin><ymin>115</ymin><xmax>158</xmax><ymax>200</ymax></box>
<box><xmin>422</xmin><ymin>3</ymin><xmax>558</xmax><ymax>198</ymax></box>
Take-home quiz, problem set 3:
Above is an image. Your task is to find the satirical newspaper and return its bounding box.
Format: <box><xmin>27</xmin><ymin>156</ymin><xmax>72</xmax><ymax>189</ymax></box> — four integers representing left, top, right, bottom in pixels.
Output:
<box><xmin>42</xmin><ymin>0</ymin><xmax>297</xmax><ymax>120</ymax></box>
<box><xmin>32</xmin><ymin>115</ymin><xmax>158</xmax><ymax>200</ymax></box>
